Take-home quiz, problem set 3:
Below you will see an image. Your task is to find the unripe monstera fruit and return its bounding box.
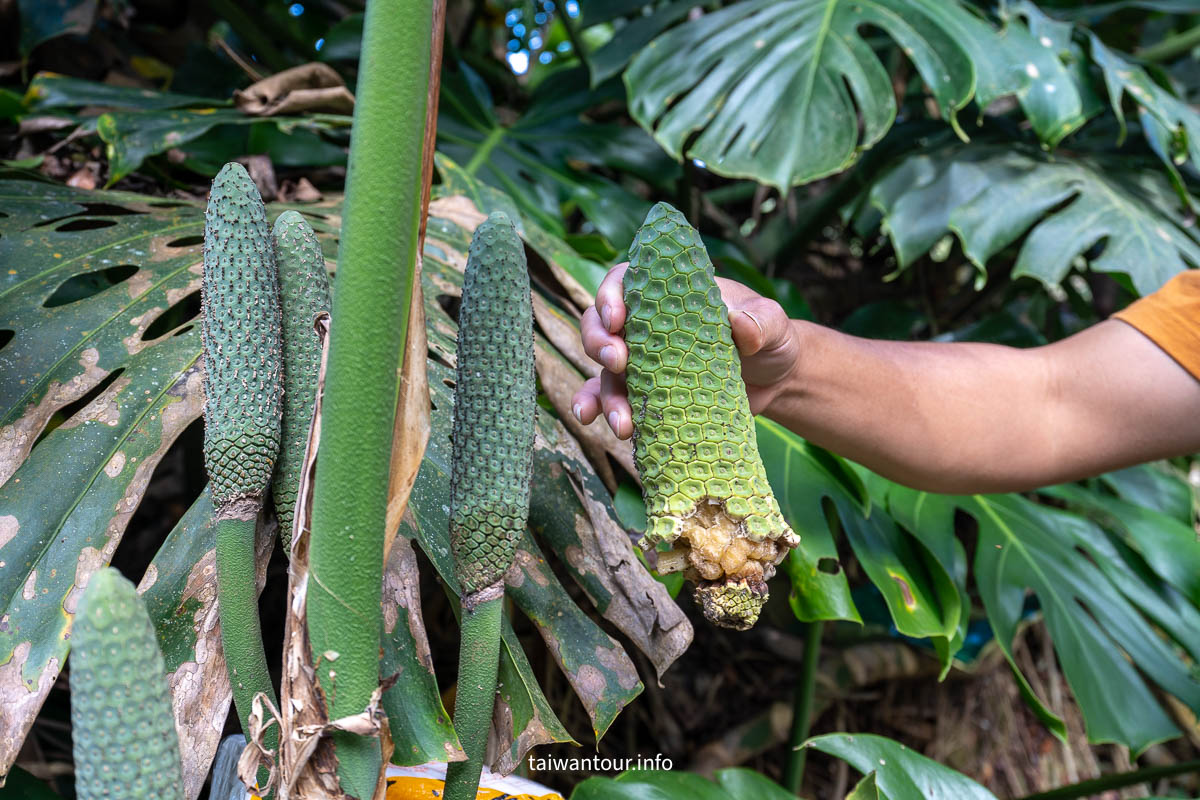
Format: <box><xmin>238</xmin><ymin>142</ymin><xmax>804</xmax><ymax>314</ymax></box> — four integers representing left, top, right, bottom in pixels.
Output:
<box><xmin>201</xmin><ymin>162</ymin><xmax>282</xmax><ymax>517</ymax></box>
<box><xmin>70</xmin><ymin>568</ymin><xmax>185</xmax><ymax>800</ymax></box>
<box><xmin>271</xmin><ymin>210</ymin><xmax>331</xmax><ymax>549</ymax></box>
<box><xmin>624</xmin><ymin>202</ymin><xmax>798</xmax><ymax>630</ymax></box>
<box><xmin>449</xmin><ymin>211</ymin><xmax>536</xmax><ymax>603</ymax></box>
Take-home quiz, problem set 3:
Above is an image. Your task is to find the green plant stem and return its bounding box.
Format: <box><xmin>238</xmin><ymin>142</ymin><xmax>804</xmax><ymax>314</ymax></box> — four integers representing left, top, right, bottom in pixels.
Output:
<box><xmin>443</xmin><ymin>596</ymin><xmax>504</xmax><ymax>800</ymax></box>
<box><xmin>1137</xmin><ymin>23</ymin><xmax>1200</xmax><ymax>63</ymax></box>
<box><xmin>465</xmin><ymin>126</ymin><xmax>505</xmax><ymax>176</ymax></box>
<box><xmin>560</xmin><ymin>11</ymin><xmax>590</xmax><ymax>74</ymax></box>
<box><xmin>207</xmin><ymin>0</ymin><xmax>291</xmax><ymax>71</ymax></box>
<box><xmin>215</xmin><ymin>515</ymin><xmax>278</xmax><ymax>794</ymax></box>
<box><xmin>1019</xmin><ymin>759</ymin><xmax>1200</xmax><ymax>800</ymax></box>
<box><xmin>305</xmin><ymin>0</ymin><xmax>432</xmax><ymax>793</ymax></box>
<box><xmin>783</xmin><ymin>620</ymin><xmax>824</xmax><ymax>794</ymax></box>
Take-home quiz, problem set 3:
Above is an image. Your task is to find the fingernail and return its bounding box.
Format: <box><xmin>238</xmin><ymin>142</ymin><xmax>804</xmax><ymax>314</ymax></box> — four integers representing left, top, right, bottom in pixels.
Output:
<box><xmin>600</xmin><ymin>305</ymin><xmax>612</xmax><ymax>331</ymax></box>
<box><xmin>573</xmin><ymin>403</ymin><xmax>583</xmax><ymax>422</ymax></box>
<box><xmin>599</xmin><ymin>345</ymin><xmax>615</xmax><ymax>369</ymax></box>
<box><xmin>608</xmin><ymin>411</ymin><xmax>620</xmax><ymax>432</ymax></box>
<box><xmin>742</xmin><ymin>310</ymin><xmax>765</xmax><ymax>339</ymax></box>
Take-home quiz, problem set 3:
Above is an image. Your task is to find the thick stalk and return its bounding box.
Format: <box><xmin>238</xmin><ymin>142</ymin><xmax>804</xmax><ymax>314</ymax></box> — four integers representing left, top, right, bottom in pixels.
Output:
<box><xmin>1019</xmin><ymin>760</ymin><xmax>1200</xmax><ymax>800</ymax></box>
<box><xmin>215</xmin><ymin>515</ymin><xmax>277</xmax><ymax>793</ymax></box>
<box><xmin>305</xmin><ymin>1</ymin><xmax>432</xmax><ymax>793</ymax></box>
<box><xmin>443</xmin><ymin>596</ymin><xmax>504</xmax><ymax>800</ymax></box>
<box><xmin>782</xmin><ymin>621</ymin><xmax>823</xmax><ymax>794</ymax></box>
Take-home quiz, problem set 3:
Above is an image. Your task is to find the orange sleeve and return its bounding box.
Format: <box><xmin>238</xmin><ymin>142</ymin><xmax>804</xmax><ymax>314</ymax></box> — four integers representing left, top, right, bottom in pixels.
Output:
<box><xmin>1112</xmin><ymin>270</ymin><xmax>1200</xmax><ymax>380</ymax></box>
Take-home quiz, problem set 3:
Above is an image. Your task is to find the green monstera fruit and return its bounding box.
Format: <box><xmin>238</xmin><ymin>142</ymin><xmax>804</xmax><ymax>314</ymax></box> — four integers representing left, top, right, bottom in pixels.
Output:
<box><xmin>201</xmin><ymin>162</ymin><xmax>283</xmax><ymax>515</ymax></box>
<box><xmin>70</xmin><ymin>568</ymin><xmax>185</xmax><ymax>800</ymax></box>
<box><xmin>624</xmin><ymin>202</ymin><xmax>798</xmax><ymax>630</ymax></box>
<box><xmin>271</xmin><ymin>210</ymin><xmax>331</xmax><ymax>550</ymax></box>
<box><xmin>448</xmin><ymin>210</ymin><xmax>537</xmax><ymax>600</ymax></box>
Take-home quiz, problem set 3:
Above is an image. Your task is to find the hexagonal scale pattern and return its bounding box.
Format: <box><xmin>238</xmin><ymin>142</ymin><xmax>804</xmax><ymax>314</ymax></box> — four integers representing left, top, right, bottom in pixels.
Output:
<box><xmin>449</xmin><ymin>212</ymin><xmax>536</xmax><ymax>596</ymax></box>
<box><xmin>624</xmin><ymin>202</ymin><xmax>799</xmax><ymax>630</ymax></box>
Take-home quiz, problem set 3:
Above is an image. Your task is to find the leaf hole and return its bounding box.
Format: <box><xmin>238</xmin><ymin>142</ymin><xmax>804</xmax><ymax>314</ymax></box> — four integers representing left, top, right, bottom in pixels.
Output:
<box><xmin>110</xmin><ymin>417</ymin><xmax>207</xmax><ymax>587</ymax></box>
<box><xmin>34</xmin><ymin>368</ymin><xmax>126</xmax><ymax>448</ymax></box>
<box><xmin>436</xmin><ymin>293</ymin><xmax>461</xmax><ymax>324</ymax></box>
<box><xmin>142</xmin><ymin>290</ymin><xmax>201</xmax><ymax>340</ymax></box>
<box><xmin>43</xmin><ymin>265</ymin><xmax>140</xmax><ymax>308</ymax></box>
<box><xmin>165</xmin><ymin>235</ymin><xmax>205</xmax><ymax>248</ymax></box>
<box><xmin>0</xmin><ymin>329</ymin><xmax>13</xmax><ymax>352</ymax></box>
<box><xmin>817</xmin><ymin>557</ymin><xmax>841</xmax><ymax>575</ymax></box>
<box><xmin>54</xmin><ymin>218</ymin><xmax>119</xmax><ymax>233</ymax></box>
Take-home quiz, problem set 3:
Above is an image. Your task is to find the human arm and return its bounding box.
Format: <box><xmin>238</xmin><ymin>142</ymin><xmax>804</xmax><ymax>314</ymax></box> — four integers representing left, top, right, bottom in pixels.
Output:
<box><xmin>572</xmin><ymin>266</ymin><xmax>1200</xmax><ymax>494</ymax></box>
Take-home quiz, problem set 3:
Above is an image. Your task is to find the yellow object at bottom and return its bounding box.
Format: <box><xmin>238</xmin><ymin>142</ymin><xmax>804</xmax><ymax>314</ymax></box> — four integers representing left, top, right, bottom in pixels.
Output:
<box><xmin>249</xmin><ymin>762</ymin><xmax>564</xmax><ymax>800</ymax></box>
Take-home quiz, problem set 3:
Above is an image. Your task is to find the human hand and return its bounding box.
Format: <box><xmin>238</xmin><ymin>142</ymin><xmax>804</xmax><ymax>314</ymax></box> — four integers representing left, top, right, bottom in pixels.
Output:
<box><xmin>571</xmin><ymin>263</ymin><xmax>800</xmax><ymax>439</ymax></box>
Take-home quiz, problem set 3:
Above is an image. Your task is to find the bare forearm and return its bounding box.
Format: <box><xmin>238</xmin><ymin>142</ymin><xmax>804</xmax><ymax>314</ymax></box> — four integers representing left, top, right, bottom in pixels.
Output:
<box><xmin>764</xmin><ymin>320</ymin><xmax>1200</xmax><ymax>494</ymax></box>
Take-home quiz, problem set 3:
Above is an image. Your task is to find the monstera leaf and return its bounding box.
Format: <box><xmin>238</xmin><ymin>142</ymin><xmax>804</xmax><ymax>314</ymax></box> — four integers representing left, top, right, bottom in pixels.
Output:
<box><xmin>809</xmin><ymin>733</ymin><xmax>999</xmax><ymax>800</ymax></box>
<box><xmin>869</xmin><ymin>143</ymin><xmax>1200</xmax><ymax>294</ymax></box>
<box><xmin>18</xmin><ymin>73</ymin><xmax>350</xmax><ymax>183</ymax></box>
<box><xmin>572</xmin><ymin>767</ymin><xmax>796</xmax><ymax>800</ymax></box>
<box><xmin>623</xmin><ymin>0</ymin><xmax>1090</xmax><ymax>191</ymax></box>
<box><xmin>438</xmin><ymin>64</ymin><xmax>675</xmax><ymax>248</ymax></box>
<box><xmin>872</xmin><ymin>479</ymin><xmax>1200</xmax><ymax>754</ymax></box>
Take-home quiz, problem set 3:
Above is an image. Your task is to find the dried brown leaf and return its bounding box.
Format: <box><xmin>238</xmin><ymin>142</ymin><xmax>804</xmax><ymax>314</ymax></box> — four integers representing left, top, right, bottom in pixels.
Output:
<box><xmin>234</xmin><ymin>63</ymin><xmax>354</xmax><ymax>116</ymax></box>
<box><xmin>534</xmin><ymin>340</ymin><xmax>634</xmax><ymax>494</ymax></box>
<box><xmin>383</xmin><ymin>259</ymin><xmax>430</xmax><ymax>563</ymax></box>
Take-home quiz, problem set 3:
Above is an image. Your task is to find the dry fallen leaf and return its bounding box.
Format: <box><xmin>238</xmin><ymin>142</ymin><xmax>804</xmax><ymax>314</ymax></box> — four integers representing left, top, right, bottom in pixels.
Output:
<box><xmin>234</xmin><ymin>63</ymin><xmax>355</xmax><ymax>116</ymax></box>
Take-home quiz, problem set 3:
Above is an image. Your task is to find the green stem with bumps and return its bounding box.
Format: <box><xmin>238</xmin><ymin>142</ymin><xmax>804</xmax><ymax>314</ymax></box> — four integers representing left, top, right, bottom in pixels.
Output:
<box><xmin>216</xmin><ymin>515</ymin><xmax>277</xmax><ymax>793</ymax></box>
<box><xmin>443</xmin><ymin>596</ymin><xmax>504</xmax><ymax>800</ymax></box>
<box><xmin>306</xmin><ymin>0</ymin><xmax>432</xmax><ymax>794</ymax></box>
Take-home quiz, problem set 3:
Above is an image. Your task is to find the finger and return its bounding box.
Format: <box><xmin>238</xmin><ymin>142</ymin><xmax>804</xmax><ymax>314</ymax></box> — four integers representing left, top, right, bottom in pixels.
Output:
<box><xmin>572</xmin><ymin>376</ymin><xmax>603</xmax><ymax>424</ymax></box>
<box><xmin>580</xmin><ymin>305</ymin><xmax>628</xmax><ymax>372</ymax></box>
<box><xmin>600</xmin><ymin>369</ymin><xmax>632</xmax><ymax>440</ymax></box>
<box><xmin>595</xmin><ymin>262</ymin><xmax>630</xmax><ymax>333</ymax></box>
<box><xmin>727</xmin><ymin>296</ymin><xmax>789</xmax><ymax>357</ymax></box>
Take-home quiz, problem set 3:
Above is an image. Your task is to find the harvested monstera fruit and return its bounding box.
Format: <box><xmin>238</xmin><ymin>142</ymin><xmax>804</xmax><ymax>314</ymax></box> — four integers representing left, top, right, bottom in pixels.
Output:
<box><xmin>624</xmin><ymin>202</ymin><xmax>798</xmax><ymax>630</ymax></box>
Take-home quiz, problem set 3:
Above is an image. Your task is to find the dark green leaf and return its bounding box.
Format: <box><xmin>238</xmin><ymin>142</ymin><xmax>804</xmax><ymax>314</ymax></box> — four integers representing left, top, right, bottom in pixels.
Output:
<box><xmin>630</xmin><ymin>0</ymin><xmax>1075</xmax><ymax>191</ymax></box>
<box><xmin>588</xmin><ymin>1</ymin><xmax>694</xmax><ymax>86</ymax></box>
<box><xmin>17</xmin><ymin>0</ymin><xmax>97</xmax><ymax>56</ymax></box>
<box><xmin>96</xmin><ymin>110</ymin><xmax>351</xmax><ymax>184</ymax></box>
<box><xmin>573</xmin><ymin>770</ymin><xmax>739</xmax><ymax>800</ymax></box>
<box><xmin>756</xmin><ymin>418</ymin><xmax>861</xmax><ymax>623</ymax></box>
<box><xmin>25</xmin><ymin>73</ymin><xmax>225</xmax><ymax>112</ymax></box>
<box><xmin>869</xmin><ymin>144</ymin><xmax>1200</xmax><ymax>295</ymax></box>
<box><xmin>318</xmin><ymin>13</ymin><xmax>365</xmax><ymax>62</ymax></box>
<box><xmin>809</xmin><ymin>733</ymin><xmax>998</xmax><ymax>800</ymax></box>
<box><xmin>713</xmin><ymin>767</ymin><xmax>797</xmax><ymax>800</ymax></box>
<box><xmin>874</xmin><ymin>484</ymin><xmax>1200</xmax><ymax>752</ymax></box>
<box><xmin>438</xmin><ymin>64</ymin><xmax>674</xmax><ymax>246</ymax></box>
<box><xmin>1100</xmin><ymin>464</ymin><xmax>1194</xmax><ymax>523</ymax></box>
<box><xmin>380</xmin><ymin>537</ymin><xmax>464</xmax><ymax>765</ymax></box>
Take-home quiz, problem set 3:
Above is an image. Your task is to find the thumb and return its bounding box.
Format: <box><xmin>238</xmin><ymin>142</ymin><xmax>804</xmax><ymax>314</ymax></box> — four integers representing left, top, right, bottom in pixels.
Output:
<box><xmin>728</xmin><ymin>299</ymin><xmax>787</xmax><ymax>357</ymax></box>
